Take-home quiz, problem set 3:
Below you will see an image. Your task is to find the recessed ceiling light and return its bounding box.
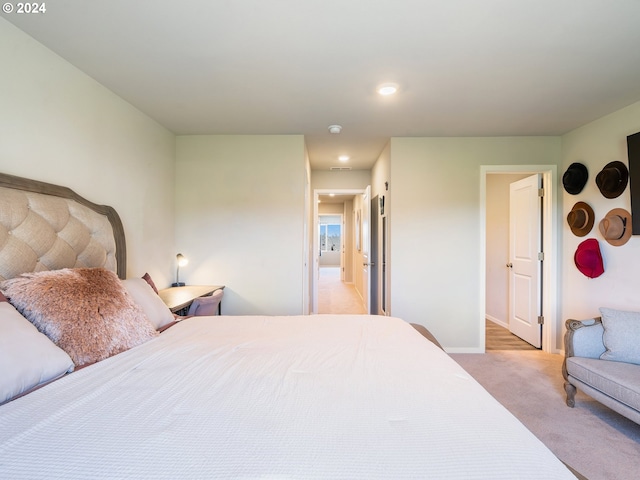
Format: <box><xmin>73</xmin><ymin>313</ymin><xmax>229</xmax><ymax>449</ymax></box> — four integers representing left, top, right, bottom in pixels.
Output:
<box><xmin>377</xmin><ymin>83</ymin><xmax>399</xmax><ymax>96</ymax></box>
<box><xmin>338</xmin><ymin>155</ymin><xmax>350</xmax><ymax>162</ymax></box>
<box><xmin>328</xmin><ymin>124</ymin><xmax>342</xmax><ymax>134</ymax></box>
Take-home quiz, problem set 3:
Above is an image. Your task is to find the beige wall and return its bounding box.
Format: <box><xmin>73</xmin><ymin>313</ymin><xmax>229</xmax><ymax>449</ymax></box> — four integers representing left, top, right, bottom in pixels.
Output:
<box><xmin>8</xmin><ymin>16</ymin><xmax>640</xmax><ymax>353</ymax></box>
<box><xmin>311</xmin><ymin>170</ymin><xmax>371</xmax><ymax>191</ymax></box>
<box><xmin>561</xmin><ymin>101</ymin><xmax>640</xmax><ymax>323</ymax></box>
<box><xmin>343</xmin><ymin>199</ymin><xmax>355</xmax><ymax>283</ymax></box>
<box><xmin>175</xmin><ymin>135</ymin><xmax>307</xmax><ymax>315</ymax></box>
<box><xmin>0</xmin><ymin>19</ymin><xmax>176</xmax><ymax>286</ymax></box>
<box><xmin>390</xmin><ymin>137</ymin><xmax>561</xmax><ymax>352</ymax></box>
<box><xmin>352</xmin><ymin>192</ymin><xmax>365</xmax><ymax>299</ymax></box>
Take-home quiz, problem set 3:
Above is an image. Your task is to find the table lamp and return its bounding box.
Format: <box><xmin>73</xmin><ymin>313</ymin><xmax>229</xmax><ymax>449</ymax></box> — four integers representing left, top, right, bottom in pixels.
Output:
<box><xmin>172</xmin><ymin>253</ymin><xmax>188</xmax><ymax>287</ymax></box>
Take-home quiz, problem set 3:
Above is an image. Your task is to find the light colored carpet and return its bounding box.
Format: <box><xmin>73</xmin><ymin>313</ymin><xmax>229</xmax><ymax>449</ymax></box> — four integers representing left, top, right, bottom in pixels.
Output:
<box><xmin>317</xmin><ymin>267</ymin><xmax>366</xmax><ymax>314</ymax></box>
<box><xmin>450</xmin><ymin>350</ymin><xmax>640</xmax><ymax>480</ymax></box>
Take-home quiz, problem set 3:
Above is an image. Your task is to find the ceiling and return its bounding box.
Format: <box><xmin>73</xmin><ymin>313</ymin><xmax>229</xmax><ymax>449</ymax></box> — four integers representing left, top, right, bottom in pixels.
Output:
<box><xmin>318</xmin><ymin>193</ymin><xmax>358</xmax><ymax>205</ymax></box>
<box><xmin>4</xmin><ymin>0</ymin><xmax>640</xmax><ymax>170</ymax></box>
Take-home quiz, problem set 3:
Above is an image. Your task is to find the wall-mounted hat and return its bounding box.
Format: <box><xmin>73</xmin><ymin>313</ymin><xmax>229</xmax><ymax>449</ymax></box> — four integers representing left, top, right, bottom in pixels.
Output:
<box><xmin>562</xmin><ymin>163</ymin><xmax>588</xmax><ymax>195</ymax></box>
<box><xmin>567</xmin><ymin>201</ymin><xmax>594</xmax><ymax>237</ymax></box>
<box><xmin>574</xmin><ymin>238</ymin><xmax>604</xmax><ymax>279</ymax></box>
<box><xmin>598</xmin><ymin>208</ymin><xmax>632</xmax><ymax>246</ymax></box>
<box><xmin>596</xmin><ymin>161</ymin><xmax>628</xmax><ymax>199</ymax></box>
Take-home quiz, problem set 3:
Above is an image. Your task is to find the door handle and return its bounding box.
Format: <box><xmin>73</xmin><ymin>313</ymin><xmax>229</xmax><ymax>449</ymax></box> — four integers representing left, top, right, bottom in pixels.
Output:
<box><xmin>364</xmin><ymin>262</ymin><xmax>375</xmax><ymax>267</ymax></box>
<box><xmin>506</xmin><ymin>263</ymin><xmax>513</xmax><ymax>268</ymax></box>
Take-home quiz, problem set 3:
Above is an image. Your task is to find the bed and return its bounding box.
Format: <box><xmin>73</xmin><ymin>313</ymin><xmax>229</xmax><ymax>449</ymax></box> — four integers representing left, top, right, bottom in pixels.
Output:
<box><xmin>0</xmin><ymin>172</ymin><xmax>578</xmax><ymax>479</ymax></box>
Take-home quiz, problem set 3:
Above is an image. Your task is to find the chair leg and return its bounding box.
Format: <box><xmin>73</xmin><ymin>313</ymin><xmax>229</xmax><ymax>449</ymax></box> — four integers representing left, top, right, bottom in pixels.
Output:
<box><xmin>564</xmin><ymin>381</ymin><xmax>576</xmax><ymax>407</ymax></box>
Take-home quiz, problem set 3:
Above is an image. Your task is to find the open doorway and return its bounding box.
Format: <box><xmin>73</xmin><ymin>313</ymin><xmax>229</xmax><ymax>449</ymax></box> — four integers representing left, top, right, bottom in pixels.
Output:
<box><xmin>486</xmin><ymin>173</ymin><xmax>533</xmax><ymax>349</ymax></box>
<box><xmin>319</xmin><ymin>214</ymin><xmax>342</xmax><ymax>272</ymax></box>
<box><xmin>312</xmin><ymin>188</ymin><xmax>368</xmax><ymax>314</ymax></box>
<box><xmin>317</xmin><ymin>213</ymin><xmax>366</xmax><ymax>313</ymax></box>
<box><xmin>481</xmin><ymin>166</ymin><xmax>559</xmax><ymax>354</ymax></box>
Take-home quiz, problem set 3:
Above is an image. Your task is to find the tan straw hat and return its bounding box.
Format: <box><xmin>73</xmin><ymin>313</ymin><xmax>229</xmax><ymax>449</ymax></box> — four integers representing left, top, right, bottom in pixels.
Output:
<box><xmin>598</xmin><ymin>208</ymin><xmax>632</xmax><ymax>246</ymax></box>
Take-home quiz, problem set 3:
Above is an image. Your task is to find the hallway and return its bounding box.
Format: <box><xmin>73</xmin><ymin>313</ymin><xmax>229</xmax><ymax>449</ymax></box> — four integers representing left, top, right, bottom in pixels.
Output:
<box><xmin>317</xmin><ymin>267</ymin><xmax>367</xmax><ymax>314</ymax></box>
<box><xmin>486</xmin><ymin>319</ymin><xmax>537</xmax><ymax>351</ymax></box>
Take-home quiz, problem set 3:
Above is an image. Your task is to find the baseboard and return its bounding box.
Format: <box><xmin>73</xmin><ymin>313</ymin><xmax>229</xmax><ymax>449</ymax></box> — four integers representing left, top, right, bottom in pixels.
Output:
<box><xmin>445</xmin><ymin>347</ymin><xmax>486</xmax><ymax>354</ymax></box>
<box><xmin>486</xmin><ymin>314</ymin><xmax>508</xmax><ymax>329</ymax></box>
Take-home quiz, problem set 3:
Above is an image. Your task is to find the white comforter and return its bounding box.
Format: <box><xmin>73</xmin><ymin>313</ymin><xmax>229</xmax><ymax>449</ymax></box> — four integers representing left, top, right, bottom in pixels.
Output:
<box><xmin>0</xmin><ymin>315</ymin><xmax>575</xmax><ymax>479</ymax></box>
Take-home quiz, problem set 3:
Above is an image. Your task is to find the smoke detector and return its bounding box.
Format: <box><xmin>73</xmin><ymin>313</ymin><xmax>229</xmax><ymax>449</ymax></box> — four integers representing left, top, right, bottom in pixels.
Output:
<box><xmin>328</xmin><ymin>125</ymin><xmax>342</xmax><ymax>134</ymax></box>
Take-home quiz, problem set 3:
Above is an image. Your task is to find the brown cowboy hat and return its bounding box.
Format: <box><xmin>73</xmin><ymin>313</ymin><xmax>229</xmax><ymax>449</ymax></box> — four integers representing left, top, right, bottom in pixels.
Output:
<box><xmin>567</xmin><ymin>202</ymin><xmax>594</xmax><ymax>237</ymax></box>
<box><xmin>596</xmin><ymin>161</ymin><xmax>628</xmax><ymax>199</ymax></box>
<box><xmin>599</xmin><ymin>208</ymin><xmax>632</xmax><ymax>246</ymax></box>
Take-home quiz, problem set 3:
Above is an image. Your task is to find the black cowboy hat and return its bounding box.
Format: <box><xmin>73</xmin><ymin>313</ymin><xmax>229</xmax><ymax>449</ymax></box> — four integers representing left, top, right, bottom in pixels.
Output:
<box><xmin>596</xmin><ymin>161</ymin><xmax>628</xmax><ymax>199</ymax></box>
<box><xmin>562</xmin><ymin>163</ymin><xmax>588</xmax><ymax>195</ymax></box>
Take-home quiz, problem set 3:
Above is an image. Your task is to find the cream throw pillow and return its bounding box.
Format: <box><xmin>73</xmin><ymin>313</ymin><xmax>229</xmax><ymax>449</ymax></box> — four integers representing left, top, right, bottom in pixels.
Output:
<box><xmin>122</xmin><ymin>277</ymin><xmax>175</xmax><ymax>329</ymax></box>
<box><xmin>0</xmin><ymin>301</ymin><xmax>74</xmax><ymax>404</ymax></box>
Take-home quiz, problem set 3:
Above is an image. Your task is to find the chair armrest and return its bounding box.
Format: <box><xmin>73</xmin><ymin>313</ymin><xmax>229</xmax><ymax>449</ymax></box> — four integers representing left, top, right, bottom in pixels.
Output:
<box><xmin>565</xmin><ymin>317</ymin><xmax>606</xmax><ymax>358</ymax></box>
<box><xmin>563</xmin><ymin>317</ymin><xmax>606</xmax><ymax>380</ymax></box>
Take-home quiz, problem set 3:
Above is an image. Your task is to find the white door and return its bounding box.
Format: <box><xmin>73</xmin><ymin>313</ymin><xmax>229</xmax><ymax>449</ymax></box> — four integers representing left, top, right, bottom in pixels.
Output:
<box><xmin>361</xmin><ymin>186</ymin><xmax>372</xmax><ymax>313</ymax></box>
<box><xmin>508</xmin><ymin>174</ymin><xmax>542</xmax><ymax>348</ymax></box>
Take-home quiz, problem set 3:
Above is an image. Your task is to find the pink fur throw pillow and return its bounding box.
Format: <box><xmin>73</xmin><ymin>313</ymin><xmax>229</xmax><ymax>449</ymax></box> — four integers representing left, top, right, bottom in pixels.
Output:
<box><xmin>1</xmin><ymin>268</ymin><xmax>158</xmax><ymax>366</ymax></box>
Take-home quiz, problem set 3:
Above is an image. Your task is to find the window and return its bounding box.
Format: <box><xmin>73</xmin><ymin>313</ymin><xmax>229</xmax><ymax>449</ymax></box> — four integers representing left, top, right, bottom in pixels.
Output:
<box><xmin>320</xmin><ymin>223</ymin><xmax>341</xmax><ymax>253</ymax></box>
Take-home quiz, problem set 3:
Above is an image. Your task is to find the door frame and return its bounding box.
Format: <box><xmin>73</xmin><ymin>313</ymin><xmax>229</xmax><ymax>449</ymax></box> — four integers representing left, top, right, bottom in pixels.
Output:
<box><xmin>312</xmin><ymin>188</ymin><xmax>367</xmax><ymax>314</ymax></box>
<box><xmin>480</xmin><ymin>165</ymin><xmax>558</xmax><ymax>354</ymax></box>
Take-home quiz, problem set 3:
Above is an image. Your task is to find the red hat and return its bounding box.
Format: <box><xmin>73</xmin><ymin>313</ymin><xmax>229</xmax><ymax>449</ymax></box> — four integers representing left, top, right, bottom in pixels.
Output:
<box><xmin>574</xmin><ymin>238</ymin><xmax>604</xmax><ymax>278</ymax></box>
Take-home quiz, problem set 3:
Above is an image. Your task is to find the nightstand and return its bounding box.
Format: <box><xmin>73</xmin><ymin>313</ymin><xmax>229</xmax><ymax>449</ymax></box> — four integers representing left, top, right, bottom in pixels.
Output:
<box><xmin>158</xmin><ymin>285</ymin><xmax>225</xmax><ymax>316</ymax></box>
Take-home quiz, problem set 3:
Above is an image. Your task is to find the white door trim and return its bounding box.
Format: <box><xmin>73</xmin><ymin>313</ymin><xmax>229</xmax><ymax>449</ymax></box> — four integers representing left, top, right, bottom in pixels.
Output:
<box><xmin>480</xmin><ymin>165</ymin><xmax>559</xmax><ymax>354</ymax></box>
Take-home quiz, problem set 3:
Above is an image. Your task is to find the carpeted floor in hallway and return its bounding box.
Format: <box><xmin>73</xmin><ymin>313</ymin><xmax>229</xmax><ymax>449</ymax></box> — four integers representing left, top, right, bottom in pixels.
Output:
<box><xmin>317</xmin><ymin>266</ymin><xmax>366</xmax><ymax>314</ymax></box>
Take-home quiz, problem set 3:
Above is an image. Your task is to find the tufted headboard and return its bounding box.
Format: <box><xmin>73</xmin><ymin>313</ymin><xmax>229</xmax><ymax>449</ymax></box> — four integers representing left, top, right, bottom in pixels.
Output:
<box><xmin>0</xmin><ymin>172</ymin><xmax>126</xmax><ymax>281</ymax></box>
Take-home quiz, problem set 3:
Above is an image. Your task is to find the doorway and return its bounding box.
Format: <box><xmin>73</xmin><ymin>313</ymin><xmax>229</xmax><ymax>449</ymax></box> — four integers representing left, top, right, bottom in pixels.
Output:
<box><xmin>319</xmin><ymin>214</ymin><xmax>342</xmax><ymax>272</ymax></box>
<box><xmin>481</xmin><ymin>166</ymin><xmax>558</xmax><ymax>354</ymax></box>
<box><xmin>312</xmin><ymin>188</ymin><xmax>369</xmax><ymax>314</ymax></box>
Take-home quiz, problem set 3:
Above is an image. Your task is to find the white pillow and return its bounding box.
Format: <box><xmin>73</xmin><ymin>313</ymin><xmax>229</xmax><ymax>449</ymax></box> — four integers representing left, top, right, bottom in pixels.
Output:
<box><xmin>122</xmin><ymin>278</ymin><xmax>175</xmax><ymax>329</ymax></box>
<box><xmin>0</xmin><ymin>302</ymin><xmax>74</xmax><ymax>404</ymax></box>
<box><xmin>599</xmin><ymin>307</ymin><xmax>640</xmax><ymax>365</ymax></box>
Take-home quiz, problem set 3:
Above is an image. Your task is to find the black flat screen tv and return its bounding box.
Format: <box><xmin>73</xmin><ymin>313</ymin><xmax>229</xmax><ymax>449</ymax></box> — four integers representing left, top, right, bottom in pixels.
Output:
<box><xmin>627</xmin><ymin>131</ymin><xmax>640</xmax><ymax>234</ymax></box>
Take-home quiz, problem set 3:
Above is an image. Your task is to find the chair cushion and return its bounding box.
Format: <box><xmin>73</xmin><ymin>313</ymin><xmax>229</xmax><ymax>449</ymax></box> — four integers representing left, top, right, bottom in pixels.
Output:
<box><xmin>566</xmin><ymin>356</ymin><xmax>640</xmax><ymax>411</ymax></box>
